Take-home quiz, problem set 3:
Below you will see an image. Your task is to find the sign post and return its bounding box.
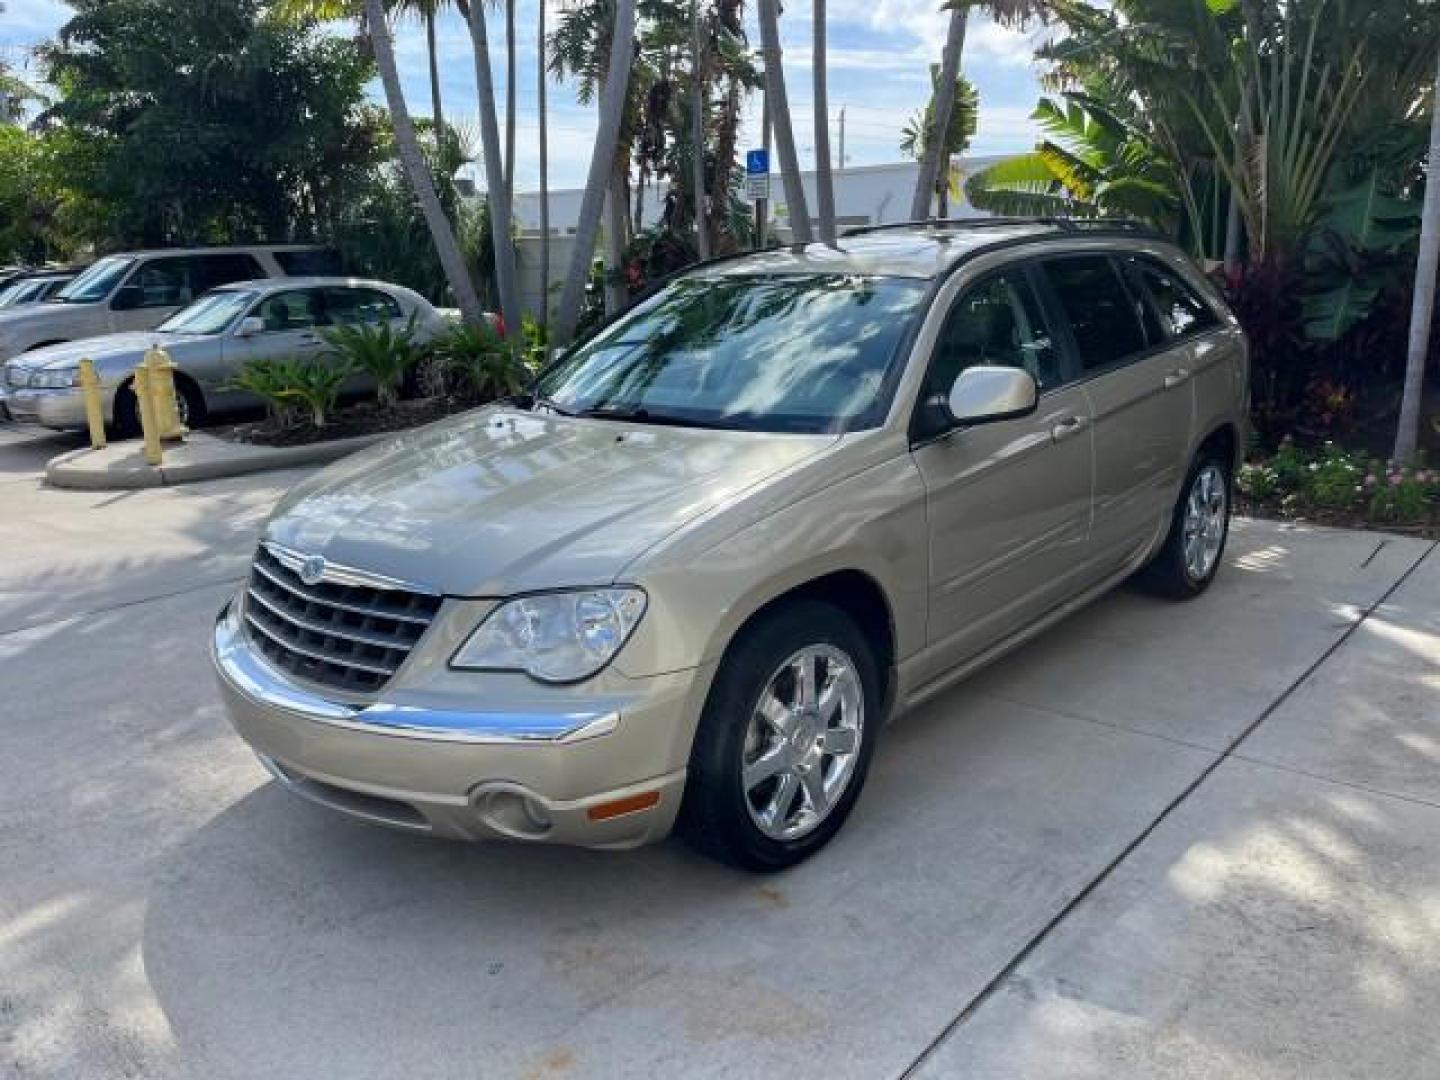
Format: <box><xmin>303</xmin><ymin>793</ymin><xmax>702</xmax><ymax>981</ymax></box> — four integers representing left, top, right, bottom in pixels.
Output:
<box><xmin>747</xmin><ymin>148</ymin><xmax>770</xmax><ymax>249</ymax></box>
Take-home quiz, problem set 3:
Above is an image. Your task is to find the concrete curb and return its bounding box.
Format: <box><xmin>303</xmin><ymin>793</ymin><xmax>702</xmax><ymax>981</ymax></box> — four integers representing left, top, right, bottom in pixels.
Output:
<box><xmin>45</xmin><ymin>431</ymin><xmax>388</xmax><ymax>491</ymax></box>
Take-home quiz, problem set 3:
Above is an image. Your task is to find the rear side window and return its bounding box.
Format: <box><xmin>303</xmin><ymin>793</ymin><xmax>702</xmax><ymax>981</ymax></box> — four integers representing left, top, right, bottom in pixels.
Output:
<box><xmin>1042</xmin><ymin>256</ymin><xmax>1148</xmax><ymax>372</ymax></box>
<box><xmin>325</xmin><ymin>287</ymin><xmax>402</xmax><ymax>325</ymax></box>
<box><xmin>195</xmin><ymin>253</ymin><xmax>265</xmax><ymax>291</ymax></box>
<box><xmin>1128</xmin><ymin>257</ymin><xmax>1219</xmax><ymax>339</ymax></box>
<box><xmin>275</xmin><ymin>249</ymin><xmax>343</xmax><ymax>276</ymax></box>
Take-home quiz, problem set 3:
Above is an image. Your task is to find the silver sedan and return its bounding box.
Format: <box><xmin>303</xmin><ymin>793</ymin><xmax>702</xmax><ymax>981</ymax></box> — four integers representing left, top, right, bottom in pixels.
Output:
<box><xmin>1</xmin><ymin>277</ymin><xmax>449</xmax><ymax>433</ymax></box>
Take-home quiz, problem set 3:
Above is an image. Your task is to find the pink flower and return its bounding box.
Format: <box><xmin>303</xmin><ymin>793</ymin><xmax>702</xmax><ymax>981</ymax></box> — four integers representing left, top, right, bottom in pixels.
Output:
<box><xmin>1364</xmin><ymin>475</ymin><xmax>1378</xmax><ymax>487</ymax></box>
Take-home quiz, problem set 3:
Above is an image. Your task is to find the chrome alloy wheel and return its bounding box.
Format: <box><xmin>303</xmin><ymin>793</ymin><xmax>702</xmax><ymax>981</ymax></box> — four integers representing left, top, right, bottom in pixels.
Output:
<box><xmin>741</xmin><ymin>644</ymin><xmax>865</xmax><ymax>842</ymax></box>
<box><xmin>1183</xmin><ymin>463</ymin><xmax>1228</xmax><ymax>583</ymax></box>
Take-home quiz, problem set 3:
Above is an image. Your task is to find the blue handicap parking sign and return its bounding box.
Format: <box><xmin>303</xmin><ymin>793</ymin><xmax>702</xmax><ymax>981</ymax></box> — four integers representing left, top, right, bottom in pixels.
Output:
<box><xmin>746</xmin><ymin>149</ymin><xmax>770</xmax><ymax>175</ymax></box>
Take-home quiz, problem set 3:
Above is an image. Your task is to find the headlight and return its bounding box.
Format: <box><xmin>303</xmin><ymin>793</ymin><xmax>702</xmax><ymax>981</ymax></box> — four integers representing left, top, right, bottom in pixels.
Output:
<box><xmin>451</xmin><ymin>588</ymin><xmax>647</xmax><ymax>683</ymax></box>
<box><xmin>31</xmin><ymin>368</ymin><xmax>80</xmax><ymax>389</ymax></box>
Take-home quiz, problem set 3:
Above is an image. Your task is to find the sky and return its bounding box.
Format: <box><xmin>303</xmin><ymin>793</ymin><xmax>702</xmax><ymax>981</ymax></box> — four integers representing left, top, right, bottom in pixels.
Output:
<box><xmin>0</xmin><ymin>0</ymin><xmax>1053</xmax><ymax>192</ymax></box>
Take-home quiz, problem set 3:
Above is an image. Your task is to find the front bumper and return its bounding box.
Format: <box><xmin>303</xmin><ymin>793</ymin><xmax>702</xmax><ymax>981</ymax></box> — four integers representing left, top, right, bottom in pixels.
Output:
<box><xmin>3</xmin><ymin>386</ymin><xmax>91</xmax><ymax>429</ymax></box>
<box><xmin>211</xmin><ymin>599</ymin><xmax>698</xmax><ymax>847</ymax></box>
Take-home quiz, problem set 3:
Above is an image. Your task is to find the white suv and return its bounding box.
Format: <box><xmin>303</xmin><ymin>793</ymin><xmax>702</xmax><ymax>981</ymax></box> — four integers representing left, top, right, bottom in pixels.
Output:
<box><xmin>0</xmin><ymin>245</ymin><xmax>335</xmax><ymax>364</ymax></box>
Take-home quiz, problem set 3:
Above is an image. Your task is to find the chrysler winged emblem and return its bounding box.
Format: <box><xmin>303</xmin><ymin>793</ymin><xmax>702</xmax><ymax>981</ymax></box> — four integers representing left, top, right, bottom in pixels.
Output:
<box><xmin>298</xmin><ymin>554</ymin><xmax>328</xmax><ymax>586</ymax></box>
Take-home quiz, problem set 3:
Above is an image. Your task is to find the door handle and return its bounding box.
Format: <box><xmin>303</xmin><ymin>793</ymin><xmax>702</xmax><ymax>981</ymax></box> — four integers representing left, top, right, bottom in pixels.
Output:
<box><xmin>1163</xmin><ymin>368</ymin><xmax>1192</xmax><ymax>390</ymax></box>
<box><xmin>1050</xmin><ymin>415</ymin><xmax>1090</xmax><ymax>444</ymax></box>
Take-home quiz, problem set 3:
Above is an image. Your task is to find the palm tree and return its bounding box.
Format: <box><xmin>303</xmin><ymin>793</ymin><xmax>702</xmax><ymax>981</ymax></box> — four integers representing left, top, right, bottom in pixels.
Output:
<box><xmin>464</xmin><ymin>0</ymin><xmax>523</xmax><ymax>331</ymax></box>
<box><xmin>910</xmin><ymin>4</ymin><xmax>968</xmax><ymax>220</ymax></box>
<box><xmin>812</xmin><ymin>0</ymin><xmax>836</xmax><ymax>243</ymax></box>
<box><xmin>506</xmin><ymin>0</ymin><xmax>517</xmax><ymax>201</ymax></box>
<box><xmin>366</xmin><ymin>0</ymin><xmax>488</xmax><ymax>324</ymax></box>
<box><xmin>900</xmin><ymin>67</ymin><xmax>979</xmax><ymax>218</ymax></box>
<box><xmin>553</xmin><ymin>0</ymin><xmax>639</xmax><ymax>343</ymax></box>
<box><xmin>1394</xmin><ymin>47</ymin><xmax>1440</xmax><ymax>465</ymax></box>
<box><xmin>691</xmin><ymin>0</ymin><xmax>712</xmax><ymax>258</ymax></box>
<box><xmin>757</xmin><ymin>0</ymin><xmax>811</xmax><ymax>243</ymax></box>
<box><xmin>538</xmin><ymin>0</ymin><xmax>552</xmax><ymax>331</ymax></box>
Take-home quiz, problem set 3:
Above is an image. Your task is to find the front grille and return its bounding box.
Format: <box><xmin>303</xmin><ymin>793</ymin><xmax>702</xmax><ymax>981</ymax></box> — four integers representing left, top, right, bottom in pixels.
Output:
<box><xmin>243</xmin><ymin>546</ymin><xmax>442</xmax><ymax>693</ymax></box>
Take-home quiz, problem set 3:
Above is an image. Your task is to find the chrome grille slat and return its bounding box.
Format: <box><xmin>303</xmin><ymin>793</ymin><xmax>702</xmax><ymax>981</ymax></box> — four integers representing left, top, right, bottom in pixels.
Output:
<box><xmin>250</xmin><ymin>558</ymin><xmax>433</xmax><ymax>624</ymax></box>
<box><xmin>244</xmin><ymin>585</ymin><xmax>418</xmax><ymax>652</ymax></box>
<box><xmin>242</xmin><ymin>546</ymin><xmax>442</xmax><ymax>692</ymax></box>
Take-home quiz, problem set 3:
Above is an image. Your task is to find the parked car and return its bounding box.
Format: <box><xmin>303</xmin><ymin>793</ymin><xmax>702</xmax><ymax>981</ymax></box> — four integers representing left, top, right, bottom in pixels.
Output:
<box><xmin>3</xmin><ymin>278</ymin><xmax>445</xmax><ymax>433</ymax></box>
<box><xmin>0</xmin><ymin>272</ymin><xmax>78</xmax><ymax>309</ymax></box>
<box><xmin>211</xmin><ymin>220</ymin><xmax>1249</xmax><ymax>871</ymax></box>
<box><xmin>0</xmin><ymin>245</ymin><xmax>339</xmax><ymax>366</ymax></box>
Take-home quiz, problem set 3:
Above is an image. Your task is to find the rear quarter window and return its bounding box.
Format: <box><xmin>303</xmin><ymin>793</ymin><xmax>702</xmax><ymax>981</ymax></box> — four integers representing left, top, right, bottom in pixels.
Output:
<box><xmin>274</xmin><ymin>249</ymin><xmax>343</xmax><ymax>276</ymax></box>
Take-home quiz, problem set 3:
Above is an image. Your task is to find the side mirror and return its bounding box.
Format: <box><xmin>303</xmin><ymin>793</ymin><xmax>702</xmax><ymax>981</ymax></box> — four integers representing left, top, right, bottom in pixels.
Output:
<box><xmin>110</xmin><ymin>285</ymin><xmax>143</xmax><ymax>311</ymax></box>
<box><xmin>948</xmin><ymin>366</ymin><xmax>1039</xmax><ymax>426</ymax></box>
<box><xmin>235</xmin><ymin>316</ymin><xmax>265</xmax><ymax>338</ymax></box>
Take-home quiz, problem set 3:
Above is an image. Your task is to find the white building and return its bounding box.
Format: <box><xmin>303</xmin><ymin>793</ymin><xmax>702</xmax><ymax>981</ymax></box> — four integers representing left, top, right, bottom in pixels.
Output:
<box><xmin>507</xmin><ymin>158</ymin><xmax>1006</xmax><ymax>318</ymax></box>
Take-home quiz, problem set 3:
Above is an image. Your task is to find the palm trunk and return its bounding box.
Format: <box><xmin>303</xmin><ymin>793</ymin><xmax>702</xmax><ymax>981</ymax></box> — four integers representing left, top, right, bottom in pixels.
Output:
<box><xmin>465</xmin><ymin>0</ymin><xmax>522</xmax><ymax>332</ymax></box>
<box><xmin>365</xmin><ymin>0</ymin><xmax>485</xmax><ymax>325</ymax></box>
<box><xmin>538</xmin><ymin>0</ymin><xmax>550</xmax><ymax>331</ymax></box>
<box><xmin>690</xmin><ymin>0</ymin><xmax>710</xmax><ymax>259</ymax></box>
<box><xmin>605</xmin><ymin>169</ymin><xmax>630</xmax><ymax>314</ymax></box>
<box><xmin>426</xmin><ymin>9</ymin><xmax>444</xmax><ymax>141</ymax></box>
<box><xmin>505</xmin><ymin>0</ymin><xmax>517</xmax><ymax>202</ymax></box>
<box><xmin>812</xmin><ymin>0</ymin><xmax>836</xmax><ymax>244</ymax></box>
<box><xmin>1393</xmin><ymin>49</ymin><xmax>1440</xmax><ymax>465</ymax></box>
<box><xmin>911</xmin><ymin>7</ymin><xmax>966</xmax><ymax>220</ymax></box>
<box><xmin>553</xmin><ymin>0</ymin><xmax>637</xmax><ymax>343</ymax></box>
<box><xmin>757</xmin><ymin>0</ymin><xmax>811</xmax><ymax>244</ymax></box>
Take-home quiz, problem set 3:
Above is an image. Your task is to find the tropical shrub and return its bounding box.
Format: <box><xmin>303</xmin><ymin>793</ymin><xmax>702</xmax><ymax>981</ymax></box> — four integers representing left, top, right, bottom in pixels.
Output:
<box><xmin>226</xmin><ymin>357</ymin><xmax>353</xmax><ymax>429</ymax></box>
<box><xmin>320</xmin><ymin>316</ymin><xmax>420</xmax><ymax>408</ymax></box>
<box><xmin>1236</xmin><ymin>439</ymin><xmax>1440</xmax><ymax>526</ymax></box>
<box><xmin>425</xmin><ymin>321</ymin><xmax>527</xmax><ymax>403</ymax></box>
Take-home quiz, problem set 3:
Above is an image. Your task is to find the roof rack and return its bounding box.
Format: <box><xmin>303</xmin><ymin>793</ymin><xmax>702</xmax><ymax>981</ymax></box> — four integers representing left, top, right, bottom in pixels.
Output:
<box><xmin>840</xmin><ymin>216</ymin><xmax>1158</xmax><ymax>239</ymax></box>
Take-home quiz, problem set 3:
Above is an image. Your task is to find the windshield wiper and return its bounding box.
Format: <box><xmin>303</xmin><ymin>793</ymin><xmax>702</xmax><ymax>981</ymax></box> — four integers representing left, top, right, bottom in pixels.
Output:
<box><xmin>526</xmin><ymin>394</ymin><xmax>575</xmax><ymax>417</ymax></box>
<box><xmin>575</xmin><ymin>406</ymin><xmax>730</xmax><ymax>430</ymax></box>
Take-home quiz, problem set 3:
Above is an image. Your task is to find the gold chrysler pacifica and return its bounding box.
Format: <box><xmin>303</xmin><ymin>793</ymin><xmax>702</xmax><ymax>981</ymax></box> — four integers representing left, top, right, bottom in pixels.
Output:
<box><xmin>212</xmin><ymin>220</ymin><xmax>1249</xmax><ymax>870</ymax></box>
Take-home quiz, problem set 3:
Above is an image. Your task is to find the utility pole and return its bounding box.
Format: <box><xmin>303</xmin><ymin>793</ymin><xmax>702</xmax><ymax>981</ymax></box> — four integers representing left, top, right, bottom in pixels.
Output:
<box><xmin>838</xmin><ymin>106</ymin><xmax>845</xmax><ymax>173</ymax></box>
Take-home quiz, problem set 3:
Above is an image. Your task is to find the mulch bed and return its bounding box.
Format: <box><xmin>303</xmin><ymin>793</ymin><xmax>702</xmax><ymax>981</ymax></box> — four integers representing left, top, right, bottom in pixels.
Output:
<box><xmin>211</xmin><ymin>397</ymin><xmax>476</xmax><ymax>448</ymax></box>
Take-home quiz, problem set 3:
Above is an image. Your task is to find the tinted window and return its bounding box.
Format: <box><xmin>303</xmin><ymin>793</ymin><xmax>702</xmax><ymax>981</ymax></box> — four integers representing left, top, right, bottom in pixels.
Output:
<box><xmin>1130</xmin><ymin>257</ymin><xmax>1219</xmax><ymax>338</ymax></box>
<box><xmin>129</xmin><ymin>257</ymin><xmax>197</xmax><ymax>309</ymax></box>
<box><xmin>325</xmin><ymin>287</ymin><xmax>402</xmax><ymax>325</ymax></box>
<box><xmin>927</xmin><ymin>270</ymin><xmax>1066</xmax><ymax>396</ymax></box>
<box><xmin>536</xmin><ymin>274</ymin><xmax>926</xmax><ymax>433</ymax></box>
<box><xmin>254</xmin><ymin>290</ymin><xmax>324</xmax><ymax>332</ymax></box>
<box><xmin>1043</xmin><ymin>256</ymin><xmax>1148</xmax><ymax>372</ymax></box>
<box><xmin>195</xmin><ymin>253</ymin><xmax>265</xmax><ymax>291</ymax></box>
<box><xmin>275</xmin><ymin>249</ymin><xmax>343</xmax><ymax>275</ymax></box>
<box><xmin>55</xmin><ymin>256</ymin><xmax>134</xmax><ymax>302</ymax></box>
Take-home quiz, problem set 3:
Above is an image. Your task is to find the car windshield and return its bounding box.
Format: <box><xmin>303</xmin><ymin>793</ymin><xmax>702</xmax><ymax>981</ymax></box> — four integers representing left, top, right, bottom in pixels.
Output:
<box><xmin>157</xmin><ymin>289</ymin><xmax>258</xmax><ymax>335</ymax></box>
<box><xmin>535</xmin><ymin>274</ymin><xmax>926</xmax><ymax>433</ymax></box>
<box><xmin>0</xmin><ymin>282</ymin><xmax>35</xmax><ymax>307</ymax></box>
<box><xmin>54</xmin><ymin>256</ymin><xmax>135</xmax><ymax>303</ymax></box>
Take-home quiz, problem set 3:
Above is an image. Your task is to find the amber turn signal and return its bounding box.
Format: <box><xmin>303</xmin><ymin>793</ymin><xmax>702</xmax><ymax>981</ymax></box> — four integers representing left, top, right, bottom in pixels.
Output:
<box><xmin>586</xmin><ymin>790</ymin><xmax>661</xmax><ymax>822</ymax></box>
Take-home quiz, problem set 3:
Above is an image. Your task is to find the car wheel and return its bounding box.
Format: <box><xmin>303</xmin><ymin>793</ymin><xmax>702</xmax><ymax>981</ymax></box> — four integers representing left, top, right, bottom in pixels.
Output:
<box><xmin>679</xmin><ymin>600</ymin><xmax>880</xmax><ymax>871</ymax></box>
<box><xmin>1138</xmin><ymin>450</ymin><xmax>1232</xmax><ymax>599</ymax></box>
<box><xmin>112</xmin><ymin>377</ymin><xmax>206</xmax><ymax>437</ymax></box>
<box><xmin>112</xmin><ymin>383</ymin><xmax>140</xmax><ymax>438</ymax></box>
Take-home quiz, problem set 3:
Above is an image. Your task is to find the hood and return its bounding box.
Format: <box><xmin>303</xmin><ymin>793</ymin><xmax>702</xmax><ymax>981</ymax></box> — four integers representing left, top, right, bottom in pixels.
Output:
<box><xmin>8</xmin><ymin>332</ymin><xmax>207</xmax><ymax>372</ymax></box>
<box><xmin>264</xmin><ymin>407</ymin><xmax>835</xmax><ymax>596</ymax></box>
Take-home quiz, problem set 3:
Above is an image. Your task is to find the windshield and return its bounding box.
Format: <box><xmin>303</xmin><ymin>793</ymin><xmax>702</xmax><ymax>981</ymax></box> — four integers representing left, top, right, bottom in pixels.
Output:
<box><xmin>157</xmin><ymin>289</ymin><xmax>258</xmax><ymax>335</ymax></box>
<box><xmin>535</xmin><ymin>274</ymin><xmax>926</xmax><ymax>433</ymax></box>
<box><xmin>54</xmin><ymin>256</ymin><xmax>135</xmax><ymax>303</ymax></box>
<box><xmin>0</xmin><ymin>282</ymin><xmax>36</xmax><ymax>308</ymax></box>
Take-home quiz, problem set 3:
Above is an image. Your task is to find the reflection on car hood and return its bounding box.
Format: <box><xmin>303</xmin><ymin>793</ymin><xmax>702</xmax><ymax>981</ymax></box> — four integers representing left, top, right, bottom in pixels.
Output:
<box><xmin>11</xmin><ymin>332</ymin><xmax>208</xmax><ymax>371</ymax></box>
<box><xmin>264</xmin><ymin>407</ymin><xmax>836</xmax><ymax>596</ymax></box>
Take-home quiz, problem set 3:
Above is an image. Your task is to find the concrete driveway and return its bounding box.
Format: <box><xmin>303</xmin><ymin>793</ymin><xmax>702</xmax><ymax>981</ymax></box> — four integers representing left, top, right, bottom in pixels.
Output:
<box><xmin>1</xmin><ymin>420</ymin><xmax>1437</xmax><ymax>1080</ymax></box>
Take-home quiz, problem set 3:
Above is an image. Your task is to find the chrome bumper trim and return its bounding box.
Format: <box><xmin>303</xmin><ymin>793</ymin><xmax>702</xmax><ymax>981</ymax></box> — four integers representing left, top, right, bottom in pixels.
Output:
<box><xmin>212</xmin><ymin>600</ymin><xmax>619</xmax><ymax>745</ymax></box>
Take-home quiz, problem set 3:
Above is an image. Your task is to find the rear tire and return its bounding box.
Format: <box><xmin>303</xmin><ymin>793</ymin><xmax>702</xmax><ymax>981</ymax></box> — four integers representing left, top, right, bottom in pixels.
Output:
<box><xmin>1138</xmin><ymin>449</ymin><xmax>1232</xmax><ymax>599</ymax></box>
<box><xmin>678</xmin><ymin>600</ymin><xmax>880</xmax><ymax>872</ymax></box>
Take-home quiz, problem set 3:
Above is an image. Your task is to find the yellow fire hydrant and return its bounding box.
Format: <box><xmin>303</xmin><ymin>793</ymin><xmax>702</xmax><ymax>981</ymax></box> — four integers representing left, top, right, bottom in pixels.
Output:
<box><xmin>131</xmin><ymin>345</ymin><xmax>187</xmax><ymax>466</ymax></box>
<box><xmin>77</xmin><ymin>358</ymin><xmax>107</xmax><ymax>451</ymax></box>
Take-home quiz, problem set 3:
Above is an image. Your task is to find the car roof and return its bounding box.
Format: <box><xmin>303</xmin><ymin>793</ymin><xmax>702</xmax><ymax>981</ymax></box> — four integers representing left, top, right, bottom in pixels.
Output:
<box><xmin>212</xmin><ymin>276</ymin><xmax>413</xmax><ymax>294</ymax></box>
<box><xmin>89</xmin><ymin>244</ymin><xmax>328</xmax><ymax>259</ymax></box>
<box><xmin>698</xmin><ymin>218</ymin><xmax>1169</xmax><ymax>282</ymax></box>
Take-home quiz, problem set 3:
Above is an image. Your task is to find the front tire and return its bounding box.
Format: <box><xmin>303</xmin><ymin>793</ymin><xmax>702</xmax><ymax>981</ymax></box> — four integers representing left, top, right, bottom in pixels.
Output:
<box><xmin>1138</xmin><ymin>450</ymin><xmax>1232</xmax><ymax>599</ymax></box>
<box><xmin>678</xmin><ymin>600</ymin><xmax>880</xmax><ymax>871</ymax></box>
